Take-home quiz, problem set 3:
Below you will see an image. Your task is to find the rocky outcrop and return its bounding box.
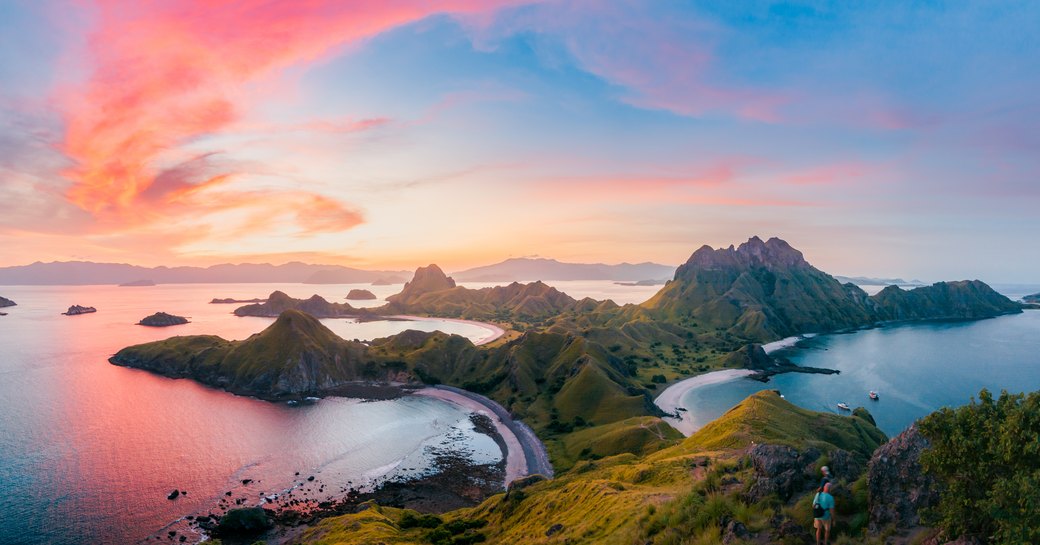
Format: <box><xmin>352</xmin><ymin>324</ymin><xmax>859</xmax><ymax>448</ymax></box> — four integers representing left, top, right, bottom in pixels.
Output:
<box><xmin>867</xmin><ymin>424</ymin><xmax>940</xmax><ymax>533</ymax></box>
<box><xmin>0</xmin><ymin>296</ymin><xmax>16</xmax><ymax>308</ymax></box>
<box><xmin>744</xmin><ymin>443</ymin><xmax>863</xmax><ymax>504</ymax></box>
<box><xmin>744</xmin><ymin>444</ymin><xmax>822</xmax><ymax>502</ymax></box>
<box><xmin>385</xmin><ymin>265</ymin><xmax>457</xmax><ymax>306</ymax></box>
<box><xmin>233</xmin><ymin>291</ymin><xmax>362</xmax><ymax>318</ymax></box>
<box><xmin>62</xmin><ymin>305</ymin><xmax>96</xmax><ymax>315</ymax></box>
<box><xmin>345</xmin><ymin>289</ymin><xmax>377</xmax><ymax>300</ymax></box>
<box><xmin>139</xmin><ymin>312</ymin><xmax>189</xmax><ymax>327</ymax></box>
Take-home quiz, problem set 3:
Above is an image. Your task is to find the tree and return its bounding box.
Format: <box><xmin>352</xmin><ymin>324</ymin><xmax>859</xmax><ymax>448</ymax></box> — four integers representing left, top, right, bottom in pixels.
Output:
<box><xmin>918</xmin><ymin>389</ymin><xmax>1040</xmax><ymax>544</ymax></box>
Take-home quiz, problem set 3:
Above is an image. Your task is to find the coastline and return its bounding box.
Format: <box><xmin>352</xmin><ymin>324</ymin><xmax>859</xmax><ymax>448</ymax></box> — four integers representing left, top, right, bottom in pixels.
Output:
<box><xmin>654</xmin><ymin>369</ymin><xmax>757</xmax><ymax>436</ymax></box>
<box><xmin>389</xmin><ymin>315</ymin><xmax>506</xmax><ymax>345</ymax></box>
<box><xmin>413</xmin><ymin>385</ymin><xmax>553</xmax><ymax>484</ymax></box>
<box><xmin>761</xmin><ymin>334</ymin><xmax>816</xmax><ymax>354</ymax></box>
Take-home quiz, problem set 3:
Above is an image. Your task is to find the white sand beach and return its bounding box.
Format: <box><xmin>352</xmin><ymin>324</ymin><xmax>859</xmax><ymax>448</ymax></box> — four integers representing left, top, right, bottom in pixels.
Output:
<box><xmin>413</xmin><ymin>386</ymin><xmax>540</xmax><ymax>485</ymax></box>
<box><xmin>761</xmin><ymin>333</ymin><xmax>816</xmax><ymax>354</ymax></box>
<box><xmin>654</xmin><ymin>369</ymin><xmax>757</xmax><ymax>436</ymax></box>
<box><xmin>391</xmin><ymin>315</ymin><xmax>506</xmax><ymax>345</ymax></box>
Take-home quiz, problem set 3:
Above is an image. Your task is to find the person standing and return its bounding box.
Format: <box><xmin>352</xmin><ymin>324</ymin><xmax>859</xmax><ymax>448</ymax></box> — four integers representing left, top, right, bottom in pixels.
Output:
<box><xmin>819</xmin><ymin>465</ymin><xmax>831</xmax><ymax>489</ymax></box>
<box><xmin>813</xmin><ymin>482</ymin><xmax>836</xmax><ymax>545</ymax></box>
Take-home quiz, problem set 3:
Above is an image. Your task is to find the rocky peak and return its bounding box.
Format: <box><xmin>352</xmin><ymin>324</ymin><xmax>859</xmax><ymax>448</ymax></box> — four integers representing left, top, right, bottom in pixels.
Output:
<box><xmin>866</xmin><ymin>424</ymin><xmax>940</xmax><ymax>533</ymax></box>
<box><xmin>387</xmin><ymin>264</ymin><xmax>457</xmax><ymax>305</ymax></box>
<box><xmin>680</xmin><ymin>236</ymin><xmax>808</xmax><ymax>275</ymax></box>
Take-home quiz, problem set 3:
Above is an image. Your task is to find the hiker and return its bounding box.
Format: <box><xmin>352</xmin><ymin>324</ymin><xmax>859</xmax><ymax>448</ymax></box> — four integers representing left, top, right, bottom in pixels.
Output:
<box><xmin>813</xmin><ymin>482</ymin><xmax>836</xmax><ymax>545</ymax></box>
<box><xmin>819</xmin><ymin>465</ymin><xmax>831</xmax><ymax>489</ymax></box>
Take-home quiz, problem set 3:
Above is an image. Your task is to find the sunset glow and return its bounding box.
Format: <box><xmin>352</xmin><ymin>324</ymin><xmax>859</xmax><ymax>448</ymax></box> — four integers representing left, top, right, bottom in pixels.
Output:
<box><xmin>1</xmin><ymin>2</ymin><xmax>1038</xmax><ymax>281</ymax></box>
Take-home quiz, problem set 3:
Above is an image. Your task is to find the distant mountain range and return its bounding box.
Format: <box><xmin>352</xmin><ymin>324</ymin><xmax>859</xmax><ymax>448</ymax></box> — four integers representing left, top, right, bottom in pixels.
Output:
<box><xmin>0</xmin><ymin>261</ymin><xmax>410</xmax><ymax>286</ymax></box>
<box><xmin>834</xmin><ymin>275</ymin><xmax>925</xmax><ymax>287</ymax></box>
<box><xmin>451</xmin><ymin>258</ymin><xmax>675</xmax><ymax>282</ymax></box>
<box><xmin>0</xmin><ymin>257</ymin><xmax>676</xmax><ymax>286</ymax></box>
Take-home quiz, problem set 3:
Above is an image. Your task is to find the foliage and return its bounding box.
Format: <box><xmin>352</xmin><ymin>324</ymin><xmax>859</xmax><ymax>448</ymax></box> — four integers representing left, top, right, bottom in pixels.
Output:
<box><xmin>918</xmin><ymin>388</ymin><xmax>1040</xmax><ymax>544</ymax></box>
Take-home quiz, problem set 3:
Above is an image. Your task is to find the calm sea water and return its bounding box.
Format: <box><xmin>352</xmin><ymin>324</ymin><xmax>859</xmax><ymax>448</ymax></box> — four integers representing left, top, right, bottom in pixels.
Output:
<box><xmin>0</xmin><ymin>283</ymin><xmax>502</xmax><ymax>545</ymax></box>
<box><xmin>681</xmin><ymin>295</ymin><xmax>1040</xmax><ymax>437</ymax></box>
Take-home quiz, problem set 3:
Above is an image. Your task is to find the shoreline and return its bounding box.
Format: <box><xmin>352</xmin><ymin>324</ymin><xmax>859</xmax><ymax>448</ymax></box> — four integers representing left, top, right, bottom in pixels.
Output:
<box><xmin>413</xmin><ymin>385</ymin><xmax>553</xmax><ymax>484</ymax></box>
<box><xmin>654</xmin><ymin>369</ymin><xmax>757</xmax><ymax>436</ymax></box>
<box><xmin>761</xmin><ymin>333</ymin><xmax>816</xmax><ymax>354</ymax></box>
<box><xmin>389</xmin><ymin>315</ymin><xmax>506</xmax><ymax>346</ymax></box>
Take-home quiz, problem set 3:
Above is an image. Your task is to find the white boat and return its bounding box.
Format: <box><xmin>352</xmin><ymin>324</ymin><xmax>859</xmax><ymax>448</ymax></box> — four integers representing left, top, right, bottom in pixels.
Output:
<box><xmin>837</xmin><ymin>402</ymin><xmax>850</xmax><ymax>411</ymax></box>
<box><xmin>869</xmin><ymin>390</ymin><xmax>879</xmax><ymax>400</ymax></box>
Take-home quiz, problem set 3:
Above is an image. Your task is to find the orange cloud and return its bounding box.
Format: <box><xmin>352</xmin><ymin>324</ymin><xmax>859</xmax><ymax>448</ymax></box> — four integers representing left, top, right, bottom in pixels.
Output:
<box><xmin>57</xmin><ymin>0</ymin><xmax>524</xmax><ymax>219</ymax></box>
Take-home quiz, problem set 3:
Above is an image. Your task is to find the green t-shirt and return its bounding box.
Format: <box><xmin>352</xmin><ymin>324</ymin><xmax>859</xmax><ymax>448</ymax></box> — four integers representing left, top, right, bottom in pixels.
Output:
<box><xmin>813</xmin><ymin>492</ymin><xmax>835</xmax><ymax>520</ymax></box>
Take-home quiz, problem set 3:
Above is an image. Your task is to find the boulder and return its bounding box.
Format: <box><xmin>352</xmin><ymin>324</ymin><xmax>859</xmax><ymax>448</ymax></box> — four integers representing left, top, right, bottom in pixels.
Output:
<box><xmin>744</xmin><ymin>444</ymin><xmax>821</xmax><ymax>502</ymax></box>
<box><xmin>867</xmin><ymin>424</ymin><xmax>940</xmax><ymax>533</ymax></box>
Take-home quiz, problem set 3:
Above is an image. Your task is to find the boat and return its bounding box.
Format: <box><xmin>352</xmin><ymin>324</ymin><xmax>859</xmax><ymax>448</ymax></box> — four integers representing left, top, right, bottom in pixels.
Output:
<box><xmin>837</xmin><ymin>402</ymin><xmax>850</xmax><ymax>411</ymax></box>
<box><xmin>869</xmin><ymin>390</ymin><xmax>879</xmax><ymax>400</ymax></box>
<box><xmin>675</xmin><ymin>407</ymin><xmax>688</xmax><ymax>412</ymax></box>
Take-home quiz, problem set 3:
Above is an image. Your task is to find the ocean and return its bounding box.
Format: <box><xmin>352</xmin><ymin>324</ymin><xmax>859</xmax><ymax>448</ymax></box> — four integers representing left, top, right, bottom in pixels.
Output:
<box><xmin>0</xmin><ymin>283</ymin><xmax>502</xmax><ymax>545</ymax></box>
<box><xmin>678</xmin><ymin>284</ymin><xmax>1040</xmax><ymax>437</ymax></box>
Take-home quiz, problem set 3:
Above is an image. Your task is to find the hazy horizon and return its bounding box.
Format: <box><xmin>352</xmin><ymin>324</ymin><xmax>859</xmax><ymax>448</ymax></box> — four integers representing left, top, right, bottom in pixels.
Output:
<box><xmin>2</xmin><ymin>2</ymin><xmax>1038</xmax><ymax>283</ymax></box>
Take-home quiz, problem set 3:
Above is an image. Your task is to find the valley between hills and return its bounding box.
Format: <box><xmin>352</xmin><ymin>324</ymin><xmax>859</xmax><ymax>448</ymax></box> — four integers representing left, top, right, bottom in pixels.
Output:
<box><xmin>109</xmin><ymin>237</ymin><xmax>1032</xmax><ymax>545</ymax></box>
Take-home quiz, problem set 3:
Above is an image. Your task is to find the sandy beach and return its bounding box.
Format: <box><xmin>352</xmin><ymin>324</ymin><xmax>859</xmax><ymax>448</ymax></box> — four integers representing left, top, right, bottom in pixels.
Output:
<box><xmin>761</xmin><ymin>333</ymin><xmax>816</xmax><ymax>354</ymax></box>
<box><xmin>390</xmin><ymin>315</ymin><xmax>506</xmax><ymax>345</ymax></box>
<box><xmin>413</xmin><ymin>385</ymin><xmax>553</xmax><ymax>485</ymax></box>
<box><xmin>655</xmin><ymin>369</ymin><xmax>757</xmax><ymax>436</ymax></box>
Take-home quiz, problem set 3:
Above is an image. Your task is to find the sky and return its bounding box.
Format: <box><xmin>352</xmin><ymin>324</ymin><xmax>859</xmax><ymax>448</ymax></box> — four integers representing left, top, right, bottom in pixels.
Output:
<box><xmin>0</xmin><ymin>1</ymin><xmax>1037</xmax><ymax>282</ymax></box>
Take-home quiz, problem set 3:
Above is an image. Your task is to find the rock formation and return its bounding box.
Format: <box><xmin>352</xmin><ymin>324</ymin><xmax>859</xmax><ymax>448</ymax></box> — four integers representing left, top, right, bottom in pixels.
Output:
<box><xmin>139</xmin><ymin>312</ymin><xmax>189</xmax><ymax>327</ymax></box>
<box><xmin>345</xmin><ymin>289</ymin><xmax>377</xmax><ymax>300</ymax></box>
<box><xmin>62</xmin><ymin>305</ymin><xmax>96</xmax><ymax>315</ymax></box>
<box><xmin>0</xmin><ymin>296</ymin><xmax>15</xmax><ymax>308</ymax></box>
<box><xmin>386</xmin><ymin>265</ymin><xmax>457</xmax><ymax>306</ymax></box>
<box><xmin>867</xmin><ymin>424</ymin><xmax>940</xmax><ymax>533</ymax></box>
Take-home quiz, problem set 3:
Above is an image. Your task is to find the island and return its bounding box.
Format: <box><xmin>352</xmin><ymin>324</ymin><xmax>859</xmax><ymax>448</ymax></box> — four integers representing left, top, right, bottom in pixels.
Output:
<box><xmin>371</xmin><ymin>276</ymin><xmax>403</xmax><ymax>286</ymax></box>
<box><xmin>62</xmin><ymin>305</ymin><xmax>97</xmax><ymax>316</ymax></box>
<box><xmin>614</xmin><ymin>279</ymin><xmax>667</xmax><ymax>286</ymax></box>
<box><xmin>1024</xmin><ymin>292</ymin><xmax>1040</xmax><ymax>304</ymax></box>
<box><xmin>345</xmin><ymin>288</ymin><xmax>377</xmax><ymax>300</ymax></box>
<box><xmin>109</xmin><ymin>237</ymin><xmax>1028</xmax><ymax>545</ymax></box>
<box><xmin>138</xmin><ymin>312</ymin><xmax>189</xmax><ymax>327</ymax></box>
<box><xmin>210</xmin><ymin>297</ymin><xmax>266</xmax><ymax>304</ymax></box>
<box><xmin>0</xmin><ymin>296</ymin><xmax>15</xmax><ymax>308</ymax></box>
<box><xmin>118</xmin><ymin>279</ymin><xmax>156</xmax><ymax>287</ymax></box>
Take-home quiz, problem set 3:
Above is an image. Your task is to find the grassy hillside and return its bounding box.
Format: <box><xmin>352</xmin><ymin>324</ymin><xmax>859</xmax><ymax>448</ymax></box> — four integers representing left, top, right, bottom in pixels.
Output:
<box><xmin>281</xmin><ymin>390</ymin><xmax>889</xmax><ymax>545</ymax></box>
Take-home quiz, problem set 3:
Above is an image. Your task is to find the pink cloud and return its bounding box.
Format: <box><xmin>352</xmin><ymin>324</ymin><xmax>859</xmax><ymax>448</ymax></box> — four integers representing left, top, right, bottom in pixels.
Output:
<box><xmin>55</xmin><ymin>0</ymin><xmax>525</xmax><ymax>221</ymax></box>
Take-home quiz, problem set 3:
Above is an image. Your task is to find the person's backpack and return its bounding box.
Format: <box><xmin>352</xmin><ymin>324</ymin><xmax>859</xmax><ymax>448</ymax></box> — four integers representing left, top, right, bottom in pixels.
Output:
<box><xmin>812</xmin><ymin>493</ymin><xmax>825</xmax><ymax>518</ymax></box>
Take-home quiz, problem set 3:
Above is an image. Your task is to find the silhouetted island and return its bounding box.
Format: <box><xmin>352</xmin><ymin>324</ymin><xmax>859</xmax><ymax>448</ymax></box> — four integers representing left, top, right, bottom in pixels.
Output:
<box><xmin>138</xmin><ymin>312</ymin><xmax>189</xmax><ymax>327</ymax></box>
<box><xmin>210</xmin><ymin>297</ymin><xmax>266</xmax><ymax>304</ymax></box>
<box><xmin>345</xmin><ymin>289</ymin><xmax>377</xmax><ymax>300</ymax></box>
<box><xmin>0</xmin><ymin>296</ymin><xmax>15</xmax><ymax>308</ymax></box>
<box><xmin>118</xmin><ymin>279</ymin><xmax>156</xmax><ymax>287</ymax></box>
<box><xmin>63</xmin><ymin>305</ymin><xmax>97</xmax><ymax>316</ymax></box>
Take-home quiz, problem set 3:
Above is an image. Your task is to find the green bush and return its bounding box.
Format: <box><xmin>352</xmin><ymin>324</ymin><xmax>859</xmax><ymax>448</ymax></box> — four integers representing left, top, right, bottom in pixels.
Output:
<box><xmin>919</xmin><ymin>388</ymin><xmax>1040</xmax><ymax>544</ymax></box>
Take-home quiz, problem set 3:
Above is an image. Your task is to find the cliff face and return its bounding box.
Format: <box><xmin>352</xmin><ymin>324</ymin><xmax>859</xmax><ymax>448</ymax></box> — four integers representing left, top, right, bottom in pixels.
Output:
<box><xmin>640</xmin><ymin>237</ymin><xmax>1020</xmax><ymax>342</ymax></box>
<box><xmin>233</xmin><ymin>291</ymin><xmax>361</xmax><ymax>318</ymax></box>
<box><xmin>867</xmin><ymin>424</ymin><xmax>940</xmax><ymax>532</ymax></box>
